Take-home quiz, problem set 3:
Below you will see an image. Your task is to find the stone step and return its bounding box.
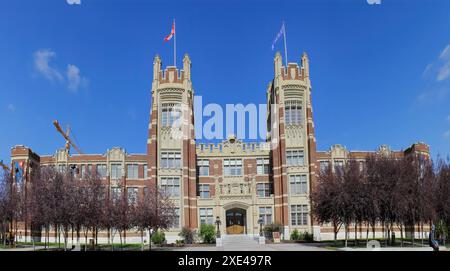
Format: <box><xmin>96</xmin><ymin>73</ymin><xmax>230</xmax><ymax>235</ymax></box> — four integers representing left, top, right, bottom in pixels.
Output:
<box><xmin>222</xmin><ymin>235</ymin><xmax>259</xmax><ymax>246</ymax></box>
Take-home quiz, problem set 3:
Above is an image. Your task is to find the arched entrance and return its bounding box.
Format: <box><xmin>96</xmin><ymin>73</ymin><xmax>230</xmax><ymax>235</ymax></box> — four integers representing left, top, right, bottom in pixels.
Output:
<box><xmin>226</xmin><ymin>208</ymin><xmax>246</xmax><ymax>234</ymax></box>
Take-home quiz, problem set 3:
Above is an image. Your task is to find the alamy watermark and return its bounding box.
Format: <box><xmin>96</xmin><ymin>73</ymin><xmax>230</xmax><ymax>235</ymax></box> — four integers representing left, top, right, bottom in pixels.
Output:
<box><xmin>164</xmin><ymin>95</ymin><xmax>281</xmax><ymax>149</ymax></box>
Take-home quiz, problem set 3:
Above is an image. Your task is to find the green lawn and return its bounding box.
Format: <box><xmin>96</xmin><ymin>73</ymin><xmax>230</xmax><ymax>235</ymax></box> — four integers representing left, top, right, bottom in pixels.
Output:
<box><xmin>316</xmin><ymin>238</ymin><xmax>430</xmax><ymax>249</ymax></box>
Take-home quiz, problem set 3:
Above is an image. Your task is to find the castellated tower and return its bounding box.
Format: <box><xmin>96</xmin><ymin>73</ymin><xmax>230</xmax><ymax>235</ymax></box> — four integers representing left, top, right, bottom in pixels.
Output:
<box><xmin>147</xmin><ymin>54</ymin><xmax>198</xmax><ymax>229</ymax></box>
<box><xmin>267</xmin><ymin>52</ymin><xmax>317</xmax><ymax>237</ymax></box>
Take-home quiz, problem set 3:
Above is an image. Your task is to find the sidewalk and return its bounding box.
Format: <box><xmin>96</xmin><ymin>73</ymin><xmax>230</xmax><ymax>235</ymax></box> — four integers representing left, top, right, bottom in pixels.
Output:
<box><xmin>338</xmin><ymin>246</ymin><xmax>447</xmax><ymax>251</ymax></box>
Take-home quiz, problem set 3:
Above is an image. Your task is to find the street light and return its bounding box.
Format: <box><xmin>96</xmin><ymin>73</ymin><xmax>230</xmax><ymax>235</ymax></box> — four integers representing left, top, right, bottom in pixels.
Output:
<box><xmin>258</xmin><ymin>218</ymin><xmax>264</xmax><ymax>237</ymax></box>
<box><xmin>215</xmin><ymin>216</ymin><xmax>221</xmax><ymax>238</ymax></box>
<box><xmin>149</xmin><ymin>228</ymin><xmax>154</xmax><ymax>251</ymax></box>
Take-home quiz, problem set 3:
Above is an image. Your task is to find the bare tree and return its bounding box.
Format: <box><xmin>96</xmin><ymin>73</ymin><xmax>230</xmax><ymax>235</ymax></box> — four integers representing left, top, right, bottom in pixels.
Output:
<box><xmin>311</xmin><ymin>165</ymin><xmax>343</xmax><ymax>243</ymax></box>
<box><xmin>340</xmin><ymin>160</ymin><xmax>365</xmax><ymax>246</ymax></box>
<box><xmin>435</xmin><ymin>159</ymin><xmax>450</xmax><ymax>245</ymax></box>
<box><xmin>0</xmin><ymin>171</ymin><xmax>14</xmax><ymax>247</ymax></box>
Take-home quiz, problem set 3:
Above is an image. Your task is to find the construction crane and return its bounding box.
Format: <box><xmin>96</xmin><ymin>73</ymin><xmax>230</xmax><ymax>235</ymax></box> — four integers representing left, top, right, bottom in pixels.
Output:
<box><xmin>0</xmin><ymin>160</ymin><xmax>9</xmax><ymax>171</ymax></box>
<box><xmin>52</xmin><ymin>120</ymin><xmax>83</xmax><ymax>154</ymax></box>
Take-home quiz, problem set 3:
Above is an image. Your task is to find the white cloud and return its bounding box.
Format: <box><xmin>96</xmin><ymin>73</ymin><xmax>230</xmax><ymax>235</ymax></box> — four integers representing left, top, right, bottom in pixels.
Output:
<box><xmin>67</xmin><ymin>0</ymin><xmax>81</xmax><ymax>5</ymax></box>
<box><xmin>447</xmin><ymin>116</ymin><xmax>450</xmax><ymax>122</ymax></box>
<box><xmin>33</xmin><ymin>49</ymin><xmax>88</xmax><ymax>92</ymax></box>
<box><xmin>437</xmin><ymin>62</ymin><xmax>450</xmax><ymax>81</ymax></box>
<box><xmin>66</xmin><ymin>64</ymin><xmax>87</xmax><ymax>92</ymax></box>
<box><xmin>444</xmin><ymin>130</ymin><xmax>450</xmax><ymax>139</ymax></box>
<box><xmin>439</xmin><ymin>45</ymin><xmax>450</xmax><ymax>60</ymax></box>
<box><xmin>7</xmin><ymin>104</ymin><xmax>15</xmax><ymax>112</ymax></box>
<box><xmin>416</xmin><ymin>88</ymin><xmax>449</xmax><ymax>106</ymax></box>
<box><xmin>33</xmin><ymin>49</ymin><xmax>64</xmax><ymax>82</ymax></box>
<box><xmin>367</xmin><ymin>0</ymin><xmax>381</xmax><ymax>4</ymax></box>
<box><xmin>425</xmin><ymin>44</ymin><xmax>450</xmax><ymax>82</ymax></box>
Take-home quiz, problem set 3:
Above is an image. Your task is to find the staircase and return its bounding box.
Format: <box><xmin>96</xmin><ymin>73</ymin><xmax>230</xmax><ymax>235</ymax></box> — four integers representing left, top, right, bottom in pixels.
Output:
<box><xmin>222</xmin><ymin>234</ymin><xmax>262</xmax><ymax>251</ymax></box>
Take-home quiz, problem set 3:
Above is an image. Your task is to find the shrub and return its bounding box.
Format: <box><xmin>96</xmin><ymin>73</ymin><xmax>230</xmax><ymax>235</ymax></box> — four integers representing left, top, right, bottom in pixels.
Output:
<box><xmin>263</xmin><ymin>223</ymin><xmax>283</xmax><ymax>239</ymax></box>
<box><xmin>175</xmin><ymin>239</ymin><xmax>184</xmax><ymax>247</ymax></box>
<box><xmin>198</xmin><ymin>224</ymin><xmax>216</xmax><ymax>244</ymax></box>
<box><xmin>303</xmin><ymin>231</ymin><xmax>313</xmax><ymax>242</ymax></box>
<box><xmin>179</xmin><ymin>227</ymin><xmax>196</xmax><ymax>244</ymax></box>
<box><xmin>290</xmin><ymin>229</ymin><xmax>300</xmax><ymax>241</ymax></box>
<box><xmin>151</xmin><ymin>230</ymin><xmax>166</xmax><ymax>245</ymax></box>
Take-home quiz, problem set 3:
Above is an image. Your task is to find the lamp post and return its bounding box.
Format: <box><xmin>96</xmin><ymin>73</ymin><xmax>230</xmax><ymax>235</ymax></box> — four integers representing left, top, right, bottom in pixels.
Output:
<box><xmin>149</xmin><ymin>228</ymin><xmax>154</xmax><ymax>251</ymax></box>
<box><xmin>215</xmin><ymin>216</ymin><xmax>221</xmax><ymax>238</ymax></box>
<box><xmin>258</xmin><ymin>218</ymin><xmax>264</xmax><ymax>237</ymax></box>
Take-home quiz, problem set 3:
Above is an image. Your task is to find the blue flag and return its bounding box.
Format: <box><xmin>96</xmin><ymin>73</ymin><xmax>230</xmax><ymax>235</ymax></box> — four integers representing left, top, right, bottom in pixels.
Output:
<box><xmin>272</xmin><ymin>22</ymin><xmax>285</xmax><ymax>50</ymax></box>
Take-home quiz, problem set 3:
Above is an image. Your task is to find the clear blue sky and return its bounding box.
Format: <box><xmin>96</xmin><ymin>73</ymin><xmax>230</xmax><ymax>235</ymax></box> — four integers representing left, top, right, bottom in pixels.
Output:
<box><xmin>1</xmin><ymin>0</ymin><xmax>450</xmax><ymax>164</ymax></box>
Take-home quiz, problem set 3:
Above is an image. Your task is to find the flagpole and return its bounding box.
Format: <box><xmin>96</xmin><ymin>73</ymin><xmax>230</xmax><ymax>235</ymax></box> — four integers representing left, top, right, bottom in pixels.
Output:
<box><xmin>174</xmin><ymin>19</ymin><xmax>176</xmax><ymax>67</ymax></box>
<box><xmin>283</xmin><ymin>21</ymin><xmax>288</xmax><ymax>67</ymax></box>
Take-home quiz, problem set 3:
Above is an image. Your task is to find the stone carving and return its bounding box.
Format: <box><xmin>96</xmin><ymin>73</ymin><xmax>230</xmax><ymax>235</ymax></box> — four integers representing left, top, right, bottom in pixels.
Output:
<box><xmin>107</xmin><ymin>147</ymin><xmax>125</xmax><ymax>161</ymax></box>
<box><xmin>219</xmin><ymin>182</ymin><xmax>251</xmax><ymax>197</ymax></box>
<box><xmin>377</xmin><ymin>144</ymin><xmax>391</xmax><ymax>156</ymax></box>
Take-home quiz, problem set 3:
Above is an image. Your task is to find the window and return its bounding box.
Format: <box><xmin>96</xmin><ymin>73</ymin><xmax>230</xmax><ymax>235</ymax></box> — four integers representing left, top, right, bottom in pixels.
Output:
<box><xmin>57</xmin><ymin>164</ymin><xmax>66</xmax><ymax>173</ymax></box>
<box><xmin>127</xmin><ymin>187</ymin><xmax>138</xmax><ymax>205</ymax></box>
<box><xmin>69</xmin><ymin>165</ymin><xmax>77</xmax><ymax>177</ymax></box>
<box><xmin>285</xmin><ymin>100</ymin><xmax>302</xmax><ymax>125</ymax></box>
<box><xmin>161</xmin><ymin>152</ymin><xmax>181</xmax><ymax>168</ymax></box>
<box><xmin>80</xmin><ymin>165</ymin><xmax>86</xmax><ymax>178</ymax></box>
<box><xmin>223</xmin><ymin>159</ymin><xmax>242</xmax><ymax>176</ymax></box>
<box><xmin>199</xmin><ymin>208</ymin><xmax>214</xmax><ymax>225</ymax></box>
<box><xmin>160</xmin><ymin>177</ymin><xmax>180</xmax><ymax>197</ymax></box>
<box><xmin>286</xmin><ymin>150</ymin><xmax>304</xmax><ymax>166</ymax></box>
<box><xmin>257</xmin><ymin>183</ymin><xmax>272</xmax><ymax>197</ymax></box>
<box><xmin>143</xmin><ymin>187</ymin><xmax>149</xmax><ymax>198</ymax></box>
<box><xmin>98</xmin><ymin>186</ymin><xmax>107</xmax><ymax>201</ymax></box>
<box><xmin>359</xmin><ymin>161</ymin><xmax>365</xmax><ymax>172</ymax></box>
<box><xmin>143</xmin><ymin>164</ymin><xmax>148</xmax><ymax>179</ymax></box>
<box><xmin>319</xmin><ymin>161</ymin><xmax>330</xmax><ymax>172</ymax></box>
<box><xmin>161</xmin><ymin>103</ymin><xmax>182</xmax><ymax>127</ymax></box>
<box><xmin>257</xmin><ymin>158</ymin><xmax>270</xmax><ymax>175</ymax></box>
<box><xmin>291</xmin><ymin>205</ymin><xmax>308</xmax><ymax>226</ymax></box>
<box><xmin>289</xmin><ymin>175</ymin><xmax>308</xmax><ymax>195</ymax></box>
<box><xmin>259</xmin><ymin>207</ymin><xmax>273</xmax><ymax>225</ymax></box>
<box><xmin>127</xmin><ymin>164</ymin><xmax>139</xmax><ymax>179</ymax></box>
<box><xmin>171</xmin><ymin>208</ymin><xmax>180</xmax><ymax>228</ymax></box>
<box><xmin>334</xmin><ymin>160</ymin><xmax>344</xmax><ymax>172</ymax></box>
<box><xmin>197</xmin><ymin>159</ymin><xmax>209</xmax><ymax>176</ymax></box>
<box><xmin>111</xmin><ymin>187</ymin><xmax>122</xmax><ymax>202</ymax></box>
<box><xmin>199</xmin><ymin>184</ymin><xmax>210</xmax><ymax>198</ymax></box>
<box><xmin>97</xmin><ymin>164</ymin><xmax>107</xmax><ymax>179</ymax></box>
<box><xmin>111</xmin><ymin>164</ymin><xmax>122</xmax><ymax>180</ymax></box>
<box><xmin>87</xmin><ymin>164</ymin><xmax>92</xmax><ymax>175</ymax></box>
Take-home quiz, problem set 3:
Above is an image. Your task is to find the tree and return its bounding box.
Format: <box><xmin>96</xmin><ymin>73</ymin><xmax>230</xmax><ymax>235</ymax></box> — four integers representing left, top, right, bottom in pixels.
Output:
<box><xmin>340</xmin><ymin>160</ymin><xmax>365</xmax><ymax>246</ymax></box>
<box><xmin>0</xmin><ymin>172</ymin><xmax>15</xmax><ymax>247</ymax></box>
<box><xmin>133</xmin><ymin>185</ymin><xmax>176</xmax><ymax>250</ymax></box>
<box><xmin>434</xmin><ymin>159</ymin><xmax>450</xmax><ymax>245</ymax></box>
<box><xmin>311</xmin><ymin>164</ymin><xmax>343</xmax><ymax>243</ymax></box>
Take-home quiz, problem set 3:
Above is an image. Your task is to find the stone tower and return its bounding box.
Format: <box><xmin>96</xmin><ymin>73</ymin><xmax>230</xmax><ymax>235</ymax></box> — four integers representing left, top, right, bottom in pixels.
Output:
<box><xmin>267</xmin><ymin>52</ymin><xmax>317</xmax><ymax>237</ymax></box>
<box><xmin>147</xmin><ymin>54</ymin><xmax>198</xmax><ymax>229</ymax></box>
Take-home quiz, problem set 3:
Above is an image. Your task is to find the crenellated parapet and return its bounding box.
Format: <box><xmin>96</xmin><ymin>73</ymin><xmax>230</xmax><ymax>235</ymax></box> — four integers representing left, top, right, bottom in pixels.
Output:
<box><xmin>152</xmin><ymin>54</ymin><xmax>192</xmax><ymax>94</ymax></box>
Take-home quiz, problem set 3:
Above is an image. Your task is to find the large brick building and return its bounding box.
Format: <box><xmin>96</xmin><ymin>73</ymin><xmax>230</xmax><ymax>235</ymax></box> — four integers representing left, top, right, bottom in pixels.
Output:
<box><xmin>9</xmin><ymin>52</ymin><xmax>429</xmax><ymax>242</ymax></box>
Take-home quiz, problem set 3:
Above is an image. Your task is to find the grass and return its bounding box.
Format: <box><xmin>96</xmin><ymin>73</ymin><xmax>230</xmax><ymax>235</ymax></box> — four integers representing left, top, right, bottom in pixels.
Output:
<box><xmin>316</xmin><ymin>238</ymin><xmax>430</xmax><ymax>249</ymax></box>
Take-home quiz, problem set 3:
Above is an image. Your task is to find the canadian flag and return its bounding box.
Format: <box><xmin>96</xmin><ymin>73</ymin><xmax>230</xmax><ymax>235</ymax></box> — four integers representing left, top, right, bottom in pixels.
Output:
<box><xmin>164</xmin><ymin>20</ymin><xmax>175</xmax><ymax>42</ymax></box>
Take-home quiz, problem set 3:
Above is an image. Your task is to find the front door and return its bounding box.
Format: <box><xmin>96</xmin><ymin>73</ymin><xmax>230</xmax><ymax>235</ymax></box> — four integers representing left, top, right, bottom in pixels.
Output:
<box><xmin>226</xmin><ymin>208</ymin><xmax>246</xmax><ymax>234</ymax></box>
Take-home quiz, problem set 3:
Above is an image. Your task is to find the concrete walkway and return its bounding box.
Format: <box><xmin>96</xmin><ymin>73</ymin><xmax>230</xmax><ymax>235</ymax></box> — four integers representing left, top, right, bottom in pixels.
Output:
<box><xmin>175</xmin><ymin>235</ymin><xmax>329</xmax><ymax>251</ymax></box>
<box><xmin>338</xmin><ymin>246</ymin><xmax>447</xmax><ymax>251</ymax></box>
<box><xmin>0</xmin><ymin>246</ymin><xmax>46</xmax><ymax>251</ymax></box>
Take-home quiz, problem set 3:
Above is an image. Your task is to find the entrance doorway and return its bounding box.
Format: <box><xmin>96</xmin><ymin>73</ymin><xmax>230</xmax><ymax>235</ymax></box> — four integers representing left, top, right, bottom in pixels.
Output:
<box><xmin>226</xmin><ymin>208</ymin><xmax>246</xmax><ymax>234</ymax></box>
